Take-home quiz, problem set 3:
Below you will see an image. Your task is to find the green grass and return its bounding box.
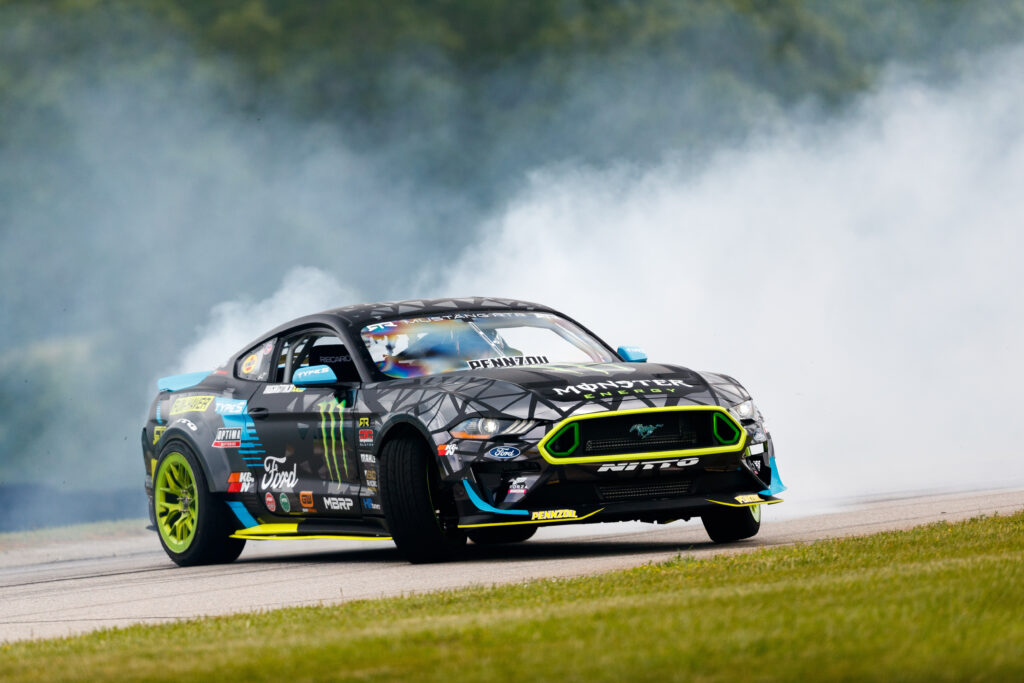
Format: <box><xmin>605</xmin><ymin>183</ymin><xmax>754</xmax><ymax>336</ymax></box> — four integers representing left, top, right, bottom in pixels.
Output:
<box><xmin>0</xmin><ymin>519</ymin><xmax>149</xmax><ymax>551</ymax></box>
<box><xmin>2</xmin><ymin>512</ymin><xmax>1023</xmax><ymax>682</ymax></box>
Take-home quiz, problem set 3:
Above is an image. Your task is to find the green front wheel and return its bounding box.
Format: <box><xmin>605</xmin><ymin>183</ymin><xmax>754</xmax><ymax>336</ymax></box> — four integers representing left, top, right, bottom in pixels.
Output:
<box><xmin>153</xmin><ymin>442</ymin><xmax>245</xmax><ymax>566</ymax></box>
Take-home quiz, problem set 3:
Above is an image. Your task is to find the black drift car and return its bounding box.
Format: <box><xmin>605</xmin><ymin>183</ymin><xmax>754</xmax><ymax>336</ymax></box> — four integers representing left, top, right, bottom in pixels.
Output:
<box><xmin>142</xmin><ymin>297</ymin><xmax>785</xmax><ymax>565</ymax></box>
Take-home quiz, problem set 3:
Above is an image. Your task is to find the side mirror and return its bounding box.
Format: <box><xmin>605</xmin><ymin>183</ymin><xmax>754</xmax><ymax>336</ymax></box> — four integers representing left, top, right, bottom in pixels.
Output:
<box><xmin>617</xmin><ymin>346</ymin><xmax>648</xmax><ymax>363</ymax></box>
<box><xmin>292</xmin><ymin>364</ymin><xmax>338</xmax><ymax>386</ymax></box>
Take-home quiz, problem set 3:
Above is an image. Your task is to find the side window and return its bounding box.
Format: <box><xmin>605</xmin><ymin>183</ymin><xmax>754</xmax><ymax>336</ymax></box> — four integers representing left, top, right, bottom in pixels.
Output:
<box><xmin>236</xmin><ymin>339</ymin><xmax>277</xmax><ymax>382</ymax></box>
<box><xmin>275</xmin><ymin>331</ymin><xmax>361</xmax><ymax>383</ymax></box>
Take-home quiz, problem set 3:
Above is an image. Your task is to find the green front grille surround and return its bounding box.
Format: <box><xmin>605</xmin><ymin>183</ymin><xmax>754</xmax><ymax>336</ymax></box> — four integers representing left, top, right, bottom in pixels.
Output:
<box><xmin>546</xmin><ymin>421</ymin><xmax>580</xmax><ymax>456</ymax></box>
<box><xmin>536</xmin><ymin>405</ymin><xmax>748</xmax><ymax>465</ymax></box>
<box><xmin>712</xmin><ymin>412</ymin><xmax>742</xmax><ymax>445</ymax></box>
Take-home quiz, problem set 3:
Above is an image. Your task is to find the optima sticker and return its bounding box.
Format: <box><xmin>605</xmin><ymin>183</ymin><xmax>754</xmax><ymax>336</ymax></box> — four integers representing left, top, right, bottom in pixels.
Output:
<box><xmin>212</xmin><ymin>428</ymin><xmax>242</xmax><ymax>448</ymax></box>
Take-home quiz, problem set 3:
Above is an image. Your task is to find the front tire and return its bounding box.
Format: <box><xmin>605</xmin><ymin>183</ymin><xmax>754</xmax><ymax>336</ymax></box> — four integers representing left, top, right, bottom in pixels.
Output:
<box><xmin>379</xmin><ymin>436</ymin><xmax>466</xmax><ymax>563</ymax></box>
<box><xmin>701</xmin><ymin>504</ymin><xmax>761</xmax><ymax>543</ymax></box>
<box><xmin>153</xmin><ymin>441</ymin><xmax>245</xmax><ymax>566</ymax></box>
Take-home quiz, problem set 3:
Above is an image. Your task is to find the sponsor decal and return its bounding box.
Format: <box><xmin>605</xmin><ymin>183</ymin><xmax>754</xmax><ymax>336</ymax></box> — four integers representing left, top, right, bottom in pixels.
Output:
<box><xmin>359</xmin><ymin>428</ymin><xmax>374</xmax><ymax>445</ymax></box>
<box><xmin>361</xmin><ymin>452</ymin><xmax>377</xmax><ymax>464</ymax></box>
<box><xmin>552</xmin><ymin>378</ymin><xmax>693</xmax><ymax>399</ymax></box>
<box><xmin>241</xmin><ymin>354</ymin><xmax>259</xmax><ymax>374</ymax></box>
<box><xmin>735</xmin><ymin>494</ymin><xmax>762</xmax><ymax>504</ymax></box>
<box><xmin>299</xmin><ymin>491</ymin><xmax>315</xmax><ymax>511</ymax></box>
<box><xmin>228</xmin><ymin>471</ymin><xmax>254</xmax><ymax>493</ymax></box>
<box><xmin>468</xmin><ymin>355</ymin><xmax>549</xmax><ymax>370</ymax></box>
<box><xmin>364</xmin><ymin>467</ymin><xmax>378</xmax><ymax>489</ymax></box>
<box><xmin>437</xmin><ymin>443</ymin><xmax>457</xmax><ymax>457</ymax></box>
<box><xmin>358</xmin><ymin>417</ymin><xmax>370</xmax><ymax>427</ymax></box>
<box><xmin>318</xmin><ymin>398</ymin><xmax>348</xmax><ymax>482</ymax></box>
<box><xmin>531</xmin><ymin>509</ymin><xmax>578</xmax><ymax>521</ymax></box>
<box><xmin>488</xmin><ymin>446</ymin><xmax>521</xmax><ymax>460</ymax></box>
<box><xmin>261</xmin><ymin>455</ymin><xmax>298</xmax><ymax>490</ymax></box>
<box><xmin>169</xmin><ymin>395</ymin><xmax>215</xmax><ymax>415</ymax></box>
<box><xmin>362</xmin><ymin>496</ymin><xmax>382</xmax><ymax>511</ymax></box>
<box><xmin>174</xmin><ymin>418</ymin><xmax>199</xmax><ymax>432</ymax></box>
<box><xmin>629</xmin><ymin>423</ymin><xmax>663</xmax><ymax>439</ymax></box>
<box><xmin>279</xmin><ymin>492</ymin><xmax>291</xmax><ymax>513</ymax></box>
<box><xmin>262</xmin><ymin>341</ymin><xmax>275</xmax><ymax>355</ymax></box>
<box><xmin>324</xmin><ymin>496</ymin><xmax>354</xmax><ymax>511</ymax></box>
<box><xmin>213</xmin><ymin>427</ymin><xmax>242</xmax><ymax>448</ymax></box>
<box><xmin>596</xmin><ymin>457</ymin><xmax>699</xmax><ymax>473</ymax></box>
<box><xmin>265</xmin><ymin>492</ymin><xmax>276</xmax><ymax>512</ymax></box>
<box><xmin>363</xmin><ymin>311</ymin><xmax>541</xmax><ymax>333</ymax></box>
<box><xmin>215</xmin><ymin>398</ymin><xmax>246</xmax><ymax>415</ymax></box>
<box><xmin>264</xmin><ymin>384</ymin><xmax>304</xmax><ymax>394</ymax></box>
<box><xmin>152</xmin><ymin>425</ymin><xmax>166</xmax><ymax>445</ymax></box>
<box><xmin>507</xmin><ymin>477</ymin><xmax>528</xmax><ymax>495</ymax></box>
<box><xmin>319</xmin><ymin>354</ymin><xmax>350</xmax><ymax>363</ymax></box>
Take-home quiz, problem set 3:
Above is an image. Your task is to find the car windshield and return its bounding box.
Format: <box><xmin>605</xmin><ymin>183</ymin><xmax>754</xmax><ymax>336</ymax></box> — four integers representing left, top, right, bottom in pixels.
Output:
<box><xmin>360</xmin><ymin>311</ymin><xmax>617</xmax><ymax>379</ymax></box>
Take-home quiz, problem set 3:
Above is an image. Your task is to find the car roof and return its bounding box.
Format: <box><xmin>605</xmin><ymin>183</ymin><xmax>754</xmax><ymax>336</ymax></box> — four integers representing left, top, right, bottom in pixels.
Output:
<box><xmin>323</xmin><ymin>296</ymin><xmax>557</xmax><ymax>326</ymax></box>
<box><xmin>248</xmin><ymin>296</ymin><xmax>561</xmax><ymax>350</ymax></box>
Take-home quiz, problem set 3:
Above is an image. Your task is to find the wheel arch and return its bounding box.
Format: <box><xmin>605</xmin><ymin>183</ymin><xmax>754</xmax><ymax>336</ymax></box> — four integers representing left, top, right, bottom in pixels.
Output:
<box><xmin>155</xmin><ymin>431</ymin><xmax>221</xmax><ymax>493</ymax></box>
<box><xmin>376</xmin><ymin>417</ymin><xmax>435</xmax><ymax>461</ymax></box>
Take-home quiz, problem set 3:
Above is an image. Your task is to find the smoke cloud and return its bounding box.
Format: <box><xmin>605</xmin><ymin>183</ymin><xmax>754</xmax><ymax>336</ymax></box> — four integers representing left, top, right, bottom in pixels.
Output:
<box><xmin>173</xmin><ymin>267</ymin><xmax>356</xmax><ymax>374</ymax></box>
<box><xmin>442</xmin><ymin>46</ymin><xmax>1024</xmax><ymax>507</ymax></box>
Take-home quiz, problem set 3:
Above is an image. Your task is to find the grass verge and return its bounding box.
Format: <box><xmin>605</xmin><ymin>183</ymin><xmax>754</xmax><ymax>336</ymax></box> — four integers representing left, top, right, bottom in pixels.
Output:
<box><xmin>2</xmin><ymin>512</ymin><xmax>1023</xmax><ymax>681</ymax></box>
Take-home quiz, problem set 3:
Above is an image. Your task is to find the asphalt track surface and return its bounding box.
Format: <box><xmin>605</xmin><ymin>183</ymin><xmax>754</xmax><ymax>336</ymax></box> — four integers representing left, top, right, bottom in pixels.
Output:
<box><xmin>2</xmin><ymin>488</ymin><xmax>1022</xmax><ymax>643</ymax></box>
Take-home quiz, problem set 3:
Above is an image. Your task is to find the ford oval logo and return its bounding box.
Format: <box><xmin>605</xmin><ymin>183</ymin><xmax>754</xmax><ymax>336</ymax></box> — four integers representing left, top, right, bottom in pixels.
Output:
<box><xmin>488</xmin><ymin>446</ymin><xmax>520</xmax><ymax>460</ymax></box>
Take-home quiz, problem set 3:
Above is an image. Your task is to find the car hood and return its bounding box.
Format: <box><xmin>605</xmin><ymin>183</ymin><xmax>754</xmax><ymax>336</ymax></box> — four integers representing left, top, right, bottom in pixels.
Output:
<box><xmin>398</xmin><ymin>361</ymin><xmax>721</xmax><ymax>422</ymax></box>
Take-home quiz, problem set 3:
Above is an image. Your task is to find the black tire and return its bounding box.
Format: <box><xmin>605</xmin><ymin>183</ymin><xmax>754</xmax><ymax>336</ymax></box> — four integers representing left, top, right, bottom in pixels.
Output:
<box><xmin>379</xmin><ymin>436</ymin><xmax>466</xmax><ymax>563</ymax></box>
<box><xmin>153</xmin><ymin>440</ymin><xmax>246</xmax><ymax>566</ymax></box>
<box><xmin>467</xmin><ymin>525</ymin><xmax>537</xmax><ymax>545</ymax></box>
<box><xmin>701</xmin><ymin>504</ymin><xmax>761</xmax><ymax>543</ymax></box>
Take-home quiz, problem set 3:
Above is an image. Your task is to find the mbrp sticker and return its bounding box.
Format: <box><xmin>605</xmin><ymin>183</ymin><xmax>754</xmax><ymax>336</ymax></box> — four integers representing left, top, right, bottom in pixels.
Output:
<box><xmin>324</xmin><ymin>496</ymin><xmax>354</xmax><ymax>511</ymax></box>
<box><xmin>487</xmin><ymin>446</ymin><xmax>520</xmax><ymax>460</ymax></box>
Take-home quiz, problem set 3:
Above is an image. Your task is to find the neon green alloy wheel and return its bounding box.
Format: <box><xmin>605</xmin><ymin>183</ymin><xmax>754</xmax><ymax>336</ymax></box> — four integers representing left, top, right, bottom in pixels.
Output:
<box><xmin>155</xmin><ymin>452</ymin><xmax>199</xmax><ymax>552</ymax></box>
<box><xmin>750</xmin><ymin>504</ymin><xmax>762</xmax><ymax>523</ymax></box>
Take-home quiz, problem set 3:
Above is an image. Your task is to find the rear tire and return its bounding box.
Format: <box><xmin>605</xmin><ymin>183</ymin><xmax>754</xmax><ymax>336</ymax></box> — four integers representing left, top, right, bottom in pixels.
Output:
<box><xmin>153</xmin><ymin>441</ymin><xmax>246</xmax><ymax>566</ymax></box>
<box><xmin>468</xmin><ymin>525</ymin><xmax>537</xmax><ymax>545</ymax></box>
<box><xmin>701</xmin><ymin>504</ymin><xmax>761</xmax><ymax>543</ymax></box>
<box><xmin>379</xmin><ymin>436</ymin><xmax>466</xmax><ymax>563</ymax></box>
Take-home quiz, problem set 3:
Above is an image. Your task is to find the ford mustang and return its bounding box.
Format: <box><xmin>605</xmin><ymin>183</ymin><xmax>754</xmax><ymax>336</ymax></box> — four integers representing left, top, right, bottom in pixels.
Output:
<box><xmin>142</xmin><ymin>297</ymin><xmax>785</xmax><ymax>565</ymax></box>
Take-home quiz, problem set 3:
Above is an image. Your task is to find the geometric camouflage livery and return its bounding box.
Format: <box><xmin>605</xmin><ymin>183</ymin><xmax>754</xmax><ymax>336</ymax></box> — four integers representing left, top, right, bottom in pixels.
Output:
<box><xmin>142</xmin><ymin>297</ymin><xmax>784</xmax><ymax>544</ymax></box>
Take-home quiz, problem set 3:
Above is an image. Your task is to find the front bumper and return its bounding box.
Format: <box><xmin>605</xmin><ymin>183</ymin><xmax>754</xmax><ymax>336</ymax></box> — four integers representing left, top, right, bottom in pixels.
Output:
<box><xmin>450</xmin><ymin>428</ymin><xmax>784</xmax><ymax>529</ymax></box>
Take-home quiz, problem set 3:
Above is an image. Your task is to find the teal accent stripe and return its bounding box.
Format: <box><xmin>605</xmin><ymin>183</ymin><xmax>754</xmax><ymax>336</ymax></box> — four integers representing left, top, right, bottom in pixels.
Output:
<box><xmin>759</xmin><ymin>455</ymin><xmax>788</xmax><ymax>496</ymax></box>
<box><xmin>157</xmin><ymin>371</ymin><xmax>211</xmax><ymax>392</ymax></box>
<box><xmin>227</xmin><ymin>501</ymin><xmax>258</xmax><ymax>528</ymax></box>
<box><xmin>462</xmin><ymin>480</ymin><xmax>529</xmax><ymax>516</ymax></box>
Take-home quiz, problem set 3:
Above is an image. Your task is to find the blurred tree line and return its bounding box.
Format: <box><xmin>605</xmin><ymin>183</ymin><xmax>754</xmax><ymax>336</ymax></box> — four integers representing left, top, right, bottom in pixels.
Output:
<box><xmin>3</xmin><ymin>0</ymin><xmax>1024</xmax><ymax>204</ymax></box>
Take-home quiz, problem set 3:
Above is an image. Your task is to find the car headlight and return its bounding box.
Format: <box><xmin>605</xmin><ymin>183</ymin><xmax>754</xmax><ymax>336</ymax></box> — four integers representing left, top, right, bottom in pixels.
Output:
<box><xmin>449</xmin><ymin>417</ymin><xmax>535</xmax><ymax>439</ymax></box>
<box><xmin>729</xmin><ymin>399</ymin><xmax>756</xmax><ymax>421</ymax></box>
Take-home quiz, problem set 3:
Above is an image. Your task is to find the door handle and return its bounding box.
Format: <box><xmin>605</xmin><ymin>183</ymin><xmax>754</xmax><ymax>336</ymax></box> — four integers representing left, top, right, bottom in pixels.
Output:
<box><xmin>249</xmin><ymin>407</ymin><xmax>270</xmax><ymax>420</ymax></box>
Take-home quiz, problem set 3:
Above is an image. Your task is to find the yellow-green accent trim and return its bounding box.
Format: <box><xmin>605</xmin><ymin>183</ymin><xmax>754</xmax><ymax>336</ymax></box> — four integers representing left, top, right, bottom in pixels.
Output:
<box><xmin>229</xmin><ymin>523</ymin><xmax>392</xmax><ymax>541</ymax></box>
<box><xmin>705</xmin><ymin>498</ymin><xmax>783</xmax><ymax>508</ymax></box>
<box><xmin>536</xmin><ymin>405</ymin><xmax>747</xmax><ymax>465</ymax></box>
<box><xmin>458</xmin><ymin>508</ymin><xmax>604</xmax><ymax>528</ymax></box>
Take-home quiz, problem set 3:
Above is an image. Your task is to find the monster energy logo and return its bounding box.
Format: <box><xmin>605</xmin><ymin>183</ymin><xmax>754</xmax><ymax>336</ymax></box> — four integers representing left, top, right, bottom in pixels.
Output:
<box><xmin>318</xmin><ymin>398</ymin><xmax>348</xmax><ymax>482</ymax></box>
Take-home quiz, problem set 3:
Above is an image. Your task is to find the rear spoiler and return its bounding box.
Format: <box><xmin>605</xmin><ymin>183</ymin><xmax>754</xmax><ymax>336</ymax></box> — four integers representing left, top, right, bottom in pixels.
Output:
<box><xmin>157</xmin><ymin>371</ymin><xmax>211</xmax><ymax>392</ymax></box>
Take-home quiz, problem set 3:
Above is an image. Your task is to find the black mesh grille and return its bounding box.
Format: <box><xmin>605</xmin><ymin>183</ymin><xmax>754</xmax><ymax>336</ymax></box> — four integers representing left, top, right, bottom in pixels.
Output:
<box><xmin>597</xmin><ymin>480</ymin><xmax>693</xmax><ymax>501</ymax></box>
<box><xmin>545</xmin><ymin>410</ymin><xmax>740</xmax><ymax>459</ymax></box>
